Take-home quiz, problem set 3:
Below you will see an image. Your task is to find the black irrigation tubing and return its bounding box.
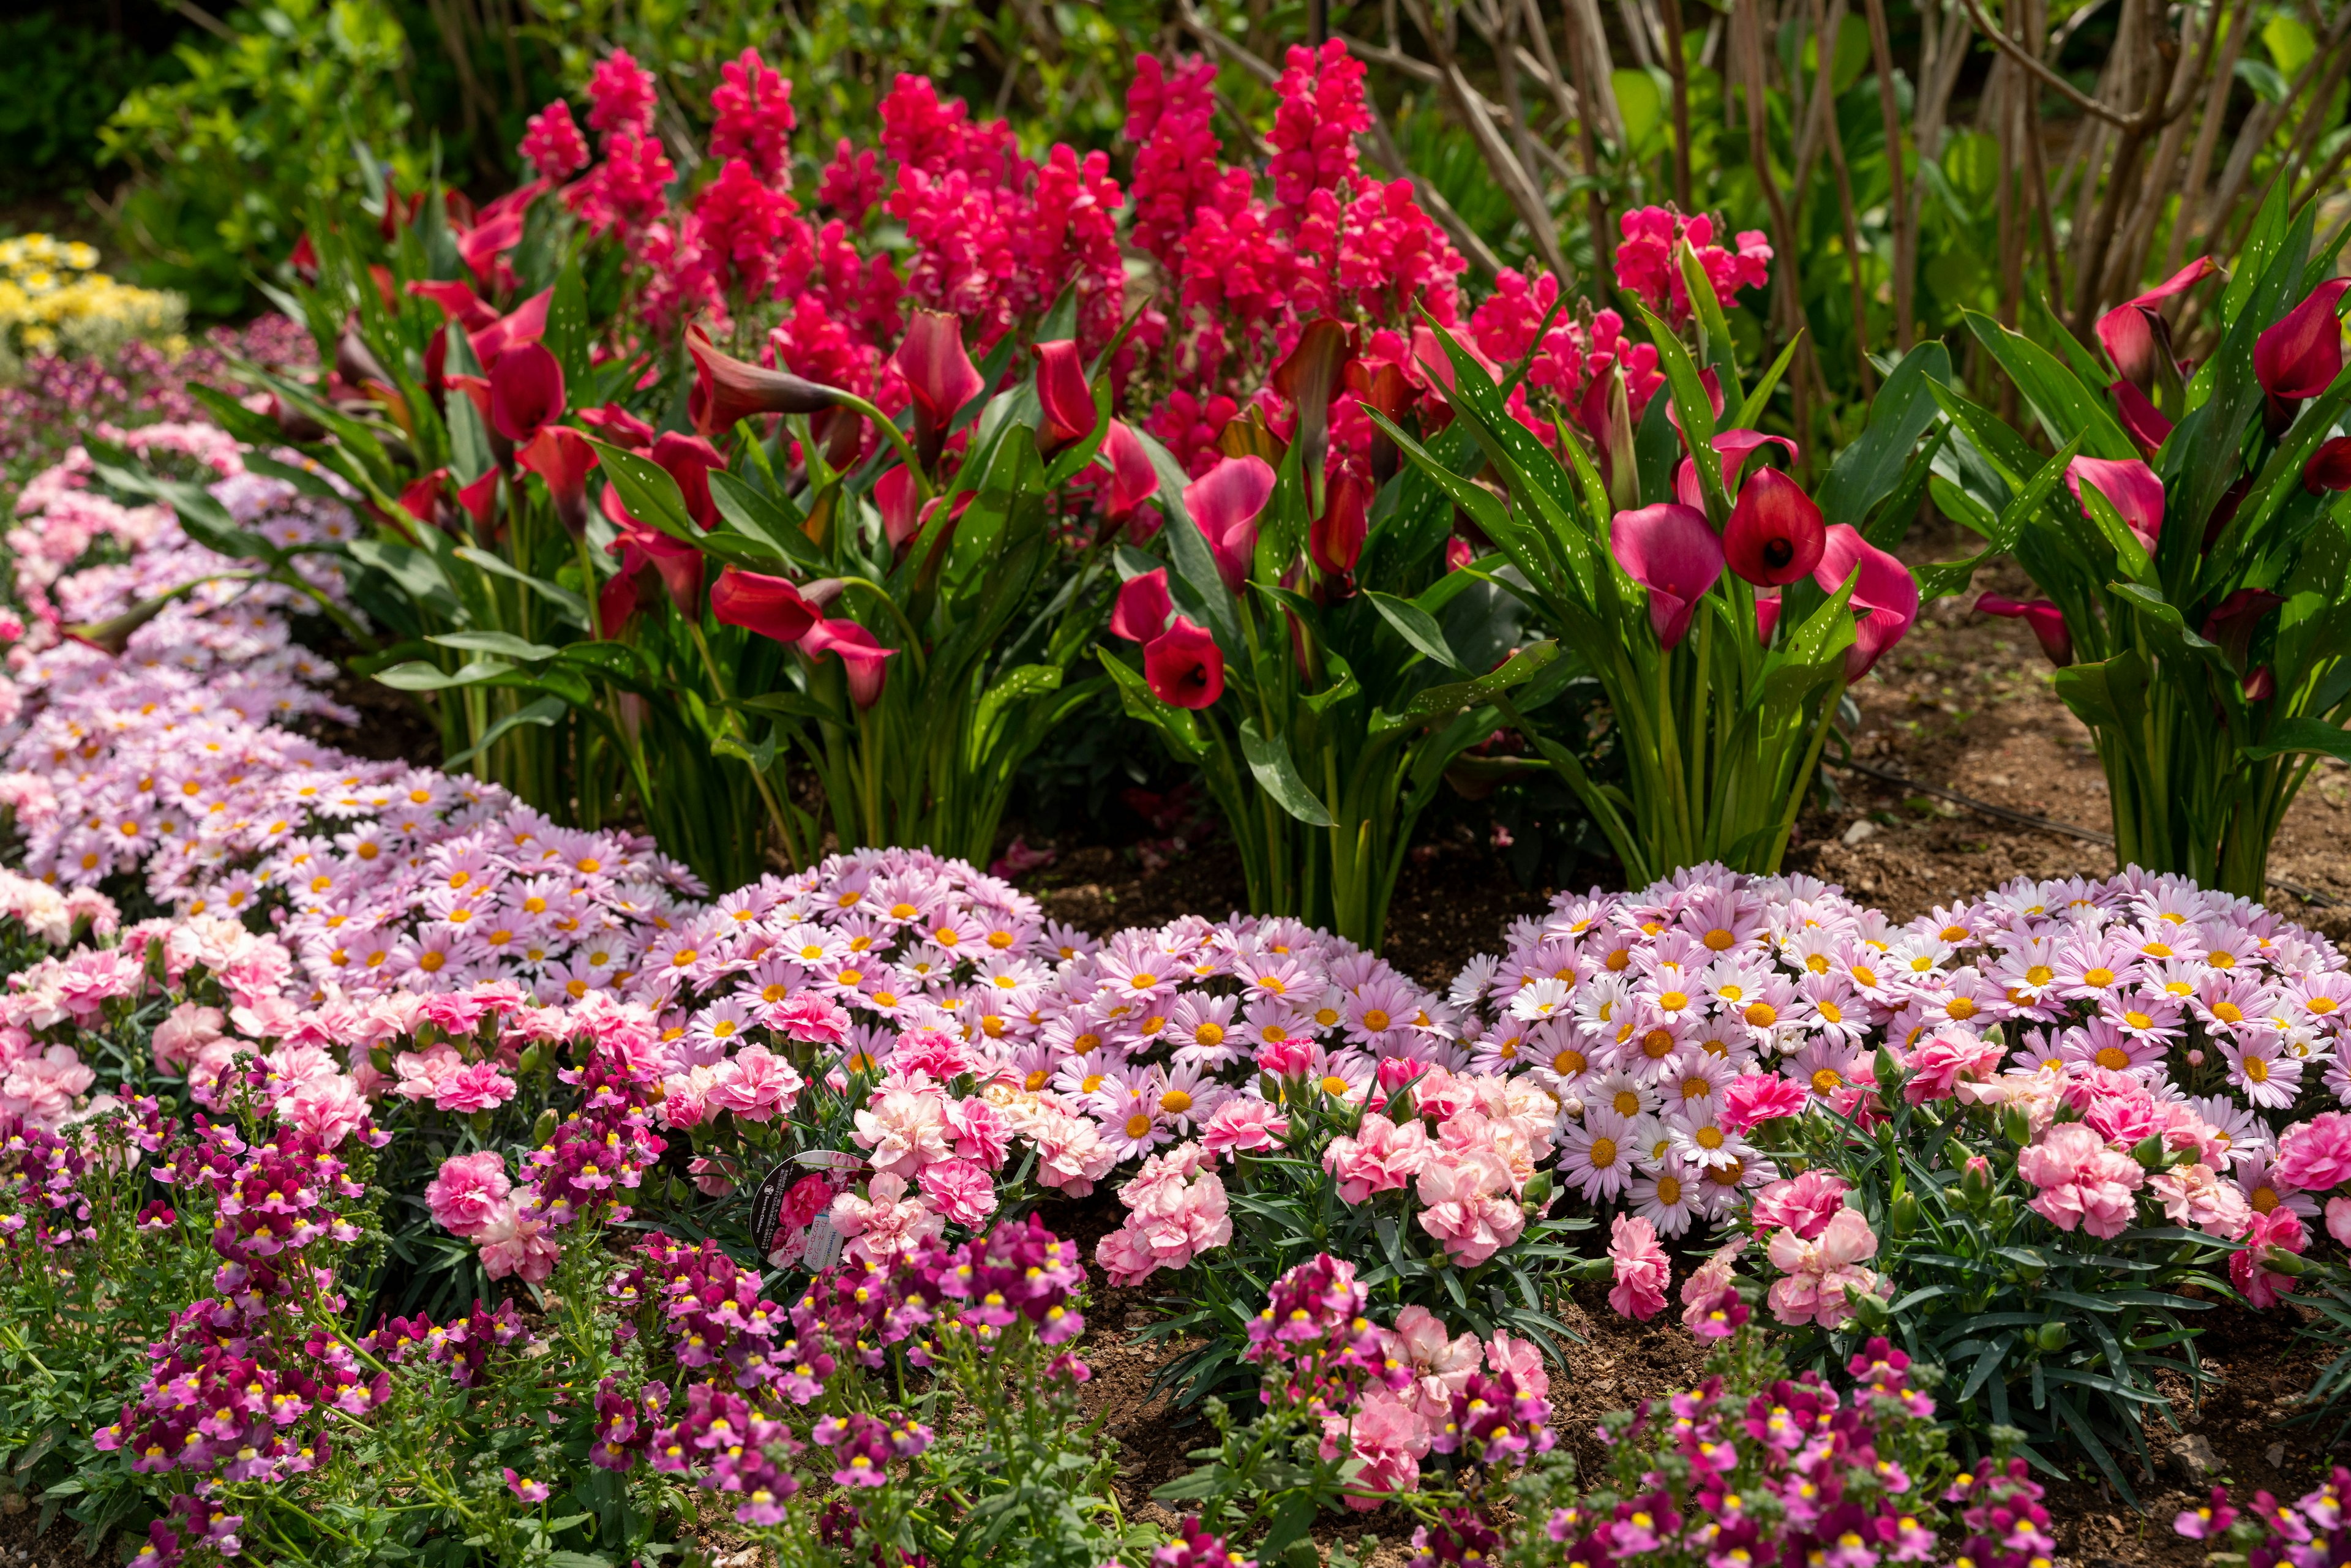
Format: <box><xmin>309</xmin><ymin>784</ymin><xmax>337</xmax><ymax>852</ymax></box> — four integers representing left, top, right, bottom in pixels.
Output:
<box><xmin>1818</xmin><ymin>755</ymin><xmax>2342</xmax><ymax>910</ymax></box>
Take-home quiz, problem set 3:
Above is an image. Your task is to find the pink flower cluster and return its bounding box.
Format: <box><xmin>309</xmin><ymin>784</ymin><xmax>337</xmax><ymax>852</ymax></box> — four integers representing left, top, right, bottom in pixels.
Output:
<box><xmin>1613</xmin><ymin>206</ymin><xmax>1774</xmax><ymax>328</ymax></box>
<box><xmin>2177</xmin><ymin>1468</ymin><xmax>2351</xmax><ymax>1568</ymax></box>
<box><xmin>1545</xmin><ymin>1339</ymin><xmax>1940</xmax><ymax>1568</ymax></box>
<box><xmin>1243</xmin><ymin>1253</ymin><xmax>1553</xmax><ymax>1509</ymax></box>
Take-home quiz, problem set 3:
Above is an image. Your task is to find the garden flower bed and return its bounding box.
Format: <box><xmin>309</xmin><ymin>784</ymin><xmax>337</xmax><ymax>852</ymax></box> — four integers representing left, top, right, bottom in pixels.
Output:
<box><xmin>6</xmin><ymin>33</ymin><xmax>2351</xmax><ymax>1568</ymax></box>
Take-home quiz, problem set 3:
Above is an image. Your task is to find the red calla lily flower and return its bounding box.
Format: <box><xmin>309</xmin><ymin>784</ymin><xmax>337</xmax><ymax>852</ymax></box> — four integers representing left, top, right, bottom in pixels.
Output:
<box><xmin>1144</xmin><ymin>616</ymin><xmax>1224</xmax><ymax>708</ymax></box>
<box><xmin>2066</xmin><ymin>456</ymin><xmax>2165</xmax><ymax>552</ymax></box>
<box><xmin>2255</xmin><ymin>279</ymin><xmax>2351</xmax><ymax>403</ymax></box>
<box><xmin>1110</xmin><ymin>569</ymin><xmax>1174</xmax><ymax>643</ymax></box>
<box><xmin>1035</xmin><ymin>340</ymin><xmax>1097</xmax><ymax>453</ymax></box>
<box><xmin>1723</xmin><ymin>468</ymin><xmax>1826</xmax><ymax>587</ymax></box>
<box><xmin>2096</xmin><ymin>257</ymin><xmax>2216</xmax><ymax>391</ymax></box>
<box><xmin>711</xmin><ymin>567</ymin><xmax>819</xmax><ymax>647</ymax></box>
<box><xmin>687</xmin><ymin>326</ymin><xmax>842</xmax><ymax>437</ymax></box>
<box><xmin>516</xmin><ymin>427</ymin><xmax>599</xmax><ymax>536</ymax></box>
<box><xmin>1976</xmin><ymin>593</ymin><xmax>2072</xmax><ymax>667</ymax></box>
<box><xmin>489</xmin><ymin>343</ymin><xmax>566</xmax><ymax>443</ymax></box>
<box><xmin>1813</xmin><ymin>525</ymin><xmax>1917</xmax><ymax>680</ymax></box>
<box><xmin>889</xmin><ymin>310</ymin><xmax>983</xmax><ymax>469</ymax></box>
<box><xmin>650</xmin><ymin>432</ymin><xmax>725</xmax><ymax>530</ymax></box>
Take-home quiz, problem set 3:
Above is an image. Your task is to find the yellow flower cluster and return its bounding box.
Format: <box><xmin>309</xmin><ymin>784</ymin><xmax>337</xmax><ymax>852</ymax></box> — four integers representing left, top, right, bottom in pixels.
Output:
<box><xmin>0</xmin><ymin>234</ymin><xmax>187</xmax><ymax>372</ymax></box>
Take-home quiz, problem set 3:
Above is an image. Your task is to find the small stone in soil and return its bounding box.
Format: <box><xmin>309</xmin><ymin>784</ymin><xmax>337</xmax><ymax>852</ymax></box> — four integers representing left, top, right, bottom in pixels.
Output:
<box><xmin>1842</xmin><ymin>819</ymin><xmax>1880</xmax><ymax>846</ymax></box>
<box><xmin>2268</xmin><ymin>1442</ymin><xmax>2287</xmax><ymax>1468</ymax></box>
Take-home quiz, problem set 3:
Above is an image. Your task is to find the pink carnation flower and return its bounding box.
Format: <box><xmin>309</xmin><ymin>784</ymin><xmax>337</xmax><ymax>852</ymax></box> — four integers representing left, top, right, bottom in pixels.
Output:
<box><xmin>1201</xmin><ymin>1097</ymin><xmax>1289</xmax><ymax>1157</ymax></box>
<box><xmin>1748</xmin><ymin>1169</ymin><xmax>1850</xmax><ymax>1240</ymax></box>
<box><xmin>1606</xmin><ymin>1213</ymin><xmax>1670</xmax><ymax>1321</ymax></box>
<box><xmin>1720</xmin><ymin>1071</ymin><xmax>1809</xmax><ymax>1132</ymax></box>
<box><xmin>476</xmin><ymin>1201</ymin><xmax>560</xmax><ymax>1283</ymax></box>
<box><xmin>2276</xmin><ymin>1111</ymin><xmax>2351</xmax><ymax>1191</ymax></box>
<box><xmin>2015</xmin><ymin>1122</ymin><xmax>2145</xmax><ymax>1239</ymax></box>
<box><xmin>1764</xmin><ymin>1208</ymin><xmax>1884</xmax><ymax>1328</ymax></box>
<box><xmin>1415</xmin><ymin>1147</ymin><xmax>1524</xmax><ymax>1267</ymax></box>
<box><xmin>426</xmin><ymin>1151</ymin><xmax>512</xmax><ymax>1237</ymax></box>
<box><xmin>1323</xmin><ymin>1111</ymin><xmax>1431</xmax><ymax>1203</ymax></box>
<box><xmin>433</xmin><ymin>1062</ymin><xmax>519</xmax><ymax>1115</ymax></box>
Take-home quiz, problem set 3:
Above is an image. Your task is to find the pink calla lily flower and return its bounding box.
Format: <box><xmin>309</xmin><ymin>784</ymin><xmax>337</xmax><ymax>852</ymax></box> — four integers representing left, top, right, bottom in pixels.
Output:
<box><xmin>890</xmin><ymin>310</ymin><xmax>984</xmax><ymax>468</ymax></box>
<box><xmin>802</xmin><ymin>619</ymin><xmax>896</xmax><ymax>708</ymax></box>
<box><xmin>2255</xmin><ymin>279</ymin><xmax>2351</xmax><ymax>403</ymax></box>
<box><xmin>1723</xmin><ymin>468</ymin><xmax>1827</xmax><ymax>587</ymax></box>
<box><xmin>1813</xmin><ymin>525</ymin><xmax>1917</xmax><ymax>680</ymax></box>
<box><xmin>1183</xmin><ymin>456</ymin><xmax>1276</xmax><ymax>595</ymax></box>
<box><xmin>1976</xmin><ymin>593</ymin><xmax>2072</xmax><ymax>667</ymax></box>
<box><xmin>1035</xmin><ymin>340</ymin><xmax>1097</xmax><ymax>454</ymax></box>
<box><xmin>2096</xmin><ymin>257</ymin><xmax>2216</xmax><ymax>391</ymax></box>
<box><xmin>1610</xmin><ymin>503</ymin><xmax>1723</xmax><ymax>649</ymax></box>
<box><xmin>2066</xmin><ymin>456</ymin><xmax>2165</xmax><ymax>552</ymax></box>
<box><xmin>1109</xmin><ymin>569</ymin><xmax>1175</xmax><ymax>643</ymax></box>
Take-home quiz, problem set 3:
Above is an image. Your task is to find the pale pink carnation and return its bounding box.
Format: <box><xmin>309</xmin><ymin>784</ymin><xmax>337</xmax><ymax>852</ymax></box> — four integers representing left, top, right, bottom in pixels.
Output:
<box><xmin>2016</xmin><ymin>1122</ymin><xmax>2145</xmax><ymax>1239</ymax></box>
<box><xmin>1200</xmin><ymin>1097</ymin><xmax>1289</xmax><ymax>1157</ymax></box>
<box><xmin>1414</xmin><ymin>1147</ymin><xmax>1524</xmax><ymax>1267</ymax></box>
<box><xmin>2276</xmin><ymin>1111</ymin><xmax>2351</xmax><ymax>1191</ymax></box>
<box><xmin>152</xmin><ymin>1002</ymin><xmax>225</xmax><ymax>1074</ymax></box>
<box><xmin>1764</xmin><ymin>1208</ymin><xmax>1884</xmax><ymax>1328</ymax></box>
<box><xmin>433</xmin><ymin>1062</ymin><xmax>519</xmax><ymax>1115</ymax></box>
<box><xmin>1901</xmin><ymin>1030</ymin><xmax>2005</xmax><ymax>1104</ymax></box>
<box><xmin>427</xmin><ymin>1152</ymin><xmax>513</xmax><ymax>1237</ymax></box>
<box><xmin>831</xmin><ymin>1171</ymin><xmax>945</xmax><ymax>1264</ymax></box>
<box><xmin>853</xmin><ymin>1084</ymin><xmax>952</xmax><ymax>1176</ymax></box>
<box><xmin>703</xmin><ymin>1045</ymin><xmax>804</xmax><ymax>1122</ymax></box>
<box><xmin>476</xmin><ymin>1200</ymin><xmax>561</xmax><ymax>1283</ymax></box>
<box><xmin>1747</xmin><ymin>1168</ymin><xmax>1850</xmax><ymax>1240</ymax></box>
<box><xmin>2149</xmin><ymin>1161</ymin><xmax>2254</xmax><ymax>1240</ymax></box>
<box><xmin>1607</xmin><ymin>1212</ymin><xmax>1670</xmax><ymax>1321</ymax></box>
<box><xmin>916</xmin><ymin>1157</ymin><xmax>999</xmax><ymax>1227</ymax></box>
<box><xmin>1323</xmin><ymin>1111</ymin><xmax>1432</xmax><ymax>1203</ymax></box>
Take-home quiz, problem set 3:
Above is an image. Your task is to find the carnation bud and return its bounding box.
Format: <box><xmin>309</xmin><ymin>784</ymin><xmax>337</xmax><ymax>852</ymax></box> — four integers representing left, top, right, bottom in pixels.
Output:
<box><xmin>2263</xmin><ymin>1246</ymin><xmax>2309</xmax><ymax>1277</ymax></box>
<box><xmin>1889</xmin><ymin>1191</ymin><xmax>1919</xmax><ymax>1236</ymax></box>
<box><xmin>517</xmin><ymin>1043</ymin><xmax>542</xmax><ymax>1075</ymax></box>
<box><xmin>531</xmin><ymin>1108</ymin><xmax>560</xmax><ymax>1146</ymax></box>
<box><xmin>2034</xmin><ymin>1319</ymin><xmax>2071</xmax><ymax>1352</ymax></box>
<box><xmin>1999</xmin><ymin>1106</ymin><xmax>2032</xmax><ymax>1147</ymax></box>
<box><xmin>2131</xmin><ymin>1134</ymin><xmax>2166</xmax><ymax>1169</ymax></box>
<box><xmin>1849</xmin><ymin>1287</ymin><xmax>1891</xmax><ymax>1328</ymax></box>
<box><xmin>1521</xmin><ymin>1169</ymin><xmax>1554</xmax><ymax>1212</ymax></box>
<box><xmin>1962</xmin><ymin>1153</ymin><xmax>1995</xmax><ymax>1198</ymax></box>
<box><xmin>1873</xmin><ymin>1046</ymin><xmax>1902</xmax><ymax>1089</ymax></box>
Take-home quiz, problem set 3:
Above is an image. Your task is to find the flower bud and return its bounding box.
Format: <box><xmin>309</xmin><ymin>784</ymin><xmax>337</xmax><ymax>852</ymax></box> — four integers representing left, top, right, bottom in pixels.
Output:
<box><xmin>2035</xmin><ymin>1319</ymin><xmax>2071</xmax><ymax>1352</ymax></box>
<box><xmin>531</xmin><ymin>1108</ymin><xmax>560</xmax><ymax>1147</ymax></box>
<box><xmin>1889</xmin><ymin>1191</ymin><xmax>1919</xmax><ymax>1236</ymax></box>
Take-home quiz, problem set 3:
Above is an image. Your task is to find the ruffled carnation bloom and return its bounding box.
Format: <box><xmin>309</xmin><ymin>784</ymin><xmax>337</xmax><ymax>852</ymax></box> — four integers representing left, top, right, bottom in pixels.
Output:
<box><xmin>2149</xmin><ymin>1161</ymin><xmax>2254</xmax><ymax>1240</ymax></box>
<box><xmin>1200</xmin><ymin>1097</ymin><xmax>1289</xmax><ymax>1157</ymax></box>
<box><xmin>433</xmin><ymin>1062</ymin><xmax>518</xmax><ymax>1114</ymax></box>
<box><xmin>1720</xmin><ymin>1070</ymin><xmax>1809</xmax><ymax>1131</ymax></box>
<box><xmin>476</xmin><ymin>1201</ymin><xmax>560</xmax><ymax>1283</ymax></box>
<box><xmin>1094</xmin><ymin>1142</ymin><xmax>1231</xmax><ymax>1286</ymax></box>
<box><xmin>830</xmin><ymin>1171</ymin><xmax>945</xmax><ymax>1264</ymax></box>
<box><xmin>2015</xmin><ymin>1122</ymin><xmax>2145</xmax><ymax>1239</ymax></box>
<box><xmin>2231</xmin><ymin>1205</ymin><xmax>2307</xmax><ymax>1308</ymax></box>
<box><xmin>1414</xmin><ymin>1146</ymin><xmax>1524</xmax><ymax>1267</ymax></box>
<box><xmin>426</xmin><ymin>1151</ymin><xmax>512</xmax><ymax>1237</ymax></box>
<box><xmin>1322</xmin><ymin>1111</ymin><xmax>1431</xmax><ymax>1202</ymax></box>
<box><xmin>1764</xmin><ymin>1207</ymin><xmax>1884</xmax><ymax>1327</ymax></box>
<box><xmin>1747</xmin><ymin>1168</ymin><xmax>1850</xmax><ymax>1240</ymax></box>
<box><xmin>1605</xmin><ymin>1212</ymin><xmax>1670</xmax><ymax>1321</ymax></box>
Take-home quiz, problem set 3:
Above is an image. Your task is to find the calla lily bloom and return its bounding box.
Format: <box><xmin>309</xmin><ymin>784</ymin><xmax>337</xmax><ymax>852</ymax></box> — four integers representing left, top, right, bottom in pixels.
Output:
<box><xmin>1273</xmin><ymin>318</ymin><xmax>1355</xmax><ymax>504</ymax></box>
<box><xmin>1723</xmin><ymin>467</ymin><xmax>1826</xmax><ymax>587</ymax></box>
<box><xmin>489</xmin><ymin>343</ymin><xmax>566</xmax><ymax>443</ymax></box>
<box><xmin>399</xmin><ymin>468</ymin><xmax>451</xmax><ymax>533</ymax></box>
<box><xmin>802</xmin><ymin>619</ymin><xmax>896</xmax><ymax>708</ymax></box>
<box><xmin>579</xmin><ymin>403</ymin><xmax>655</xmax><ymax>450</ymax></box>
<box><xmin>2110</xmin><ymin>380</ymin><xmax>2173</xmax><ymax>455</ymax></box>
<box><xmin>515</xmin><ymin>427</ymin><xmax>599</xmax><ymax>536</ymax></box>
<box><xmin>2096</xmin><ymin>257</ymin><xmax>2216</xmax><ymax>391</ymax></box>
<box><xmin>457</xmin><ymin>469</ymin><xmax>499</xmax><ymax>528</ymax></box>
<box><xmin>1755</xmin><ymin>595</ymin><xmax>1782</xmax><ymax>642</ymax></box>
<box><xmin>1183</xmin><ymin>456</ymin><xmax>1276</xmax><ymax>595</ymax></box>
<box><xmin>2255</xmin><ymin>278</ymin><xmax>2350</xmax><ymax>402</ymax></box>
<box><xmin>407</xmin><ymin>279</ymin><xmax>500</xmax><ymax>334</ymax></box>
<box><xmin>1098</xmin><ymin>419</ymin><xmax>1160</xmax><ymax>535</ymax></box>
<box><xmin>1976</xmin><ymin>593</ymin><xmax>2072</xmax><ymax>667</ymax></box>
<box><xmin>890</xmin><ymin>310</ymin><xmax>983</xmax><ymax>470</ymax></box>
<box><xmin>874</xmin><ymin>466</ymin><xmax>920</xmax><ymax>547</ymax></box>
<box><xmin>650</xmin><ymin>432</ymin><xmax>726</xmax><ymax>531</ymax></box>
<box><xmin>1609</xmin><ymin>503</ymin><xmax>1723</xmax><ymax>649</ymax></box>
<box><xmin>1813</xmin><ymin>525</ymin><xmax>1917</xmax><ymax>680</ymax></box>
<box><xmin>2306</xmin><ymin>436</ymin><xmax>2351</xmax><ymax>493</ymax></box>
<box><xmin>1679</xmin><ymin>428</ymin><xmax>1801</xmax><ymax>509</ymax></box>
<box><xmin>1034</xmin><ymin>340</ymin><xmax>1097</xmax><ymax>453</ymax></box>
<box><xmin>2066</xmin><ymin>455</ymin><xmax>2165</xmax><ymax>552</ymax></box>
<box><xmin>1144</xmin><ymin>616</ymin><xmax>1224</xmax><ymax>708</ymax></box>
<box><xmin>598</xmin><ymin>569</ymin><xmax>640</xmax><ymax>637</ymax></box>
<box><xmin>456</xmin><ymin>208</ymin><xmax>525</xmax><ymax>288</ymax></box>
<box><xmin>1346</xmin><ymin>358</ymin><xmax>1416</xmax><ymax>484</ymax></box>
<box><xmin>470</xmin><ymin>288</ymin><xmax>553</xmax><ymax>370</ymax></box>
<box><xmin>2202</xmin><ymin>587</ymin><xmax>2285</xmax><ymax>670</ymax></box>
<box><xmin>1310</xmin><ymin>469</ymin><xmax>1368</xmax><ymax>577</ymax></box>
<box><xmin>1109</xmin><ymin>569</ymin><xmax>1174</xmax><ymax>643</ymax></box>
<box><xmin>711</xmin><ymin>567</ymin><xmax>819</xmax><ymax>648</ymax></box>
<box><xmin>688</xmin><ymin>326</ymin><xmax>842</xmax><ymax>436</ymax></box>
<box><xmin>602</xmin><ymin>484</ymin><xmax>703</xmax><ymax>615</ymax></box>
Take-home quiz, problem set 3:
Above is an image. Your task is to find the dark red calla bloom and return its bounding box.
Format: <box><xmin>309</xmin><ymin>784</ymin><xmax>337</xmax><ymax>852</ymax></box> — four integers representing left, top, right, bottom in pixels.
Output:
<box><xmin>2305</xmin><ymin>437</ymin><xmax>2351</xmax><ymax>493</ymax></box>
<box><xmin>399</xmin><ymin>468</ymin><xmax>451</xmax><ymax>533</ymax></box>
<box><xmin>407</xmin><ymin>279</ymin><xmax>500</xmax><ymax>334</ymax></box>
<box><xmin>2255</xmin><ymin>279</ymin><xmax>2351</xmax><ymax>402</ymax></box>
<box><xmin>579</xmin><ymin>403</ymin><xmax>656</xmax><ymax>451</ymax></box>
<box><xmin>489</xmin><ymin>343</ymin><xmax>566</xmax><ymax>443</ymax></box>
<box><xmin>1144</xmin><ymin>616</ymin><xmax>1224</xmax><ymax>708</ymax></box>
<box><xmin>457</xmin><ymin>469</ymin><xmax>499</xmax><ymax>527</ymax></box>
<box><xmin>602</xmin><ymin>484</ymin><xmax>703</xmax><ymax>616</ymax></box>
<box><xmin>1109</xmin><ymin>569</ymin><xmax>1174</xmax><ymax>643</ymax></box>
<box><xmin>687</xmin><ymin>325</ymin><xmax>842</xmax><ymax>437</ymax></box>
<box><xmin>1035</xmin><ymin>340</ymin><xmax>1097</xmax><ymax>454</ymax></box>
<box><xmin>2201</xmin><ymin>587</ymin><xmax>2285</xmax><ymax>670</ymax></box>
<box><xmin>1976</xmin><ymin>593</ymin><xmax>2072</xmax><ymax>667</ymax></box>
<box><xmin>1310</xmin><ymin>469</ymin><xmax>1368</xmax><ymax>577</ymax></box>
<box><xmin>711</xmin><ymin>566</ymin><xmax>819</xmax><ymax>647</ymax></box>
<box><xmin>650</xmin><ymin>431</ymin><xmax>726</xmax><ymax>530</ymax></box>
<box><xmin>516</xmin><ymin>427</ymin><xmax>599</xmax><ymax>536</ymax></box>
<box><xmin>1723</xmin><ymin>468</ymin><xmax>1826</xmax><ymax>587</ymax></box>
<box><xmin>888</xmin><ymin>310</ymin><xmax>983</xmax><ymax>469</ymax></box>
